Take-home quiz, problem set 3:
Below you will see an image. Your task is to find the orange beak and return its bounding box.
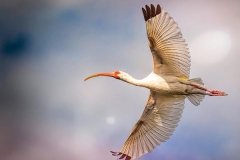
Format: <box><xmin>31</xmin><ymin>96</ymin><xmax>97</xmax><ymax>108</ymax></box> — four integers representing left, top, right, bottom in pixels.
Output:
<box><xmin>84</xmin><ymin>71</ymin><xmax>120</xmax><ymax>81</ymax></box>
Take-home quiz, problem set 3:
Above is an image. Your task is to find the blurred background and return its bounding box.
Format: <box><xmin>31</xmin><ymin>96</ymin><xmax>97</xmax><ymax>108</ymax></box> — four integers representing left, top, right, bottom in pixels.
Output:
<box><xmin>0</xmin><ymin>0</ymin><xmax>239</xmax><ymax>159</ymax></box>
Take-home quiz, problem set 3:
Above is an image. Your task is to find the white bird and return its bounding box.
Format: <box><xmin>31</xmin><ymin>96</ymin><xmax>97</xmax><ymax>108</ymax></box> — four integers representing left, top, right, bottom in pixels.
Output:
<box><xmin>84</xmin><ymin>4</ymin><xmax>227</xmax><ymax>160</ymax></box>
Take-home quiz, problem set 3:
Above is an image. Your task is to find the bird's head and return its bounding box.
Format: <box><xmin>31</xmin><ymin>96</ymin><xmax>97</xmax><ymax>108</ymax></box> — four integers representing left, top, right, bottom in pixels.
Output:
<box><xmin>84</xmin><ymin>70</ymin><xmax>131</xmax><ymax>82</ymax></box>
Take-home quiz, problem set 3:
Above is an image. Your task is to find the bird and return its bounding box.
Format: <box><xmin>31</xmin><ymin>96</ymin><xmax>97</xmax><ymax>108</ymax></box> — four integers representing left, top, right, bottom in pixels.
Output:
<box><xmin>84</xmin><ymin>4</ymin><xmax>227</xmax><ymax>160</ymax></box>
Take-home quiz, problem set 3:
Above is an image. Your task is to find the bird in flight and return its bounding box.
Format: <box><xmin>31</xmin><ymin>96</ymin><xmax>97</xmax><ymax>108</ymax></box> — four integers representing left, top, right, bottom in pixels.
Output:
<box><xmin>84</xmin><ymin>4</ymin><xmax>227</xmax><ymax>160</ymax></box>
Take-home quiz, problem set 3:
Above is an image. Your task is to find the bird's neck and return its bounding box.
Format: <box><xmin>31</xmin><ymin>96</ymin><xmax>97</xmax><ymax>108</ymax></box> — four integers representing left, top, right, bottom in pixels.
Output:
<box><xmin>122</xmin><ymin>72</ymin><xmax>164</xmax><ymax>90</ymax></box>
<box><xmin>123</xmin><ymin>73</ymin><xmax>157</xmax><ymax>88</ymax></box>
<box><xmin>124</xmin><ymin>77</ymin><xmax>145</xmax><ymax>87</ymax></box>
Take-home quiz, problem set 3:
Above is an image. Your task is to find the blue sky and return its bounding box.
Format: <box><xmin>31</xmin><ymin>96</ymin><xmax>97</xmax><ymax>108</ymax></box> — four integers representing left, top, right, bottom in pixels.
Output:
<box><xmin>0</xmin><ymin>0</ymin><xmax>240</xmax><ymax>160</ymax></box>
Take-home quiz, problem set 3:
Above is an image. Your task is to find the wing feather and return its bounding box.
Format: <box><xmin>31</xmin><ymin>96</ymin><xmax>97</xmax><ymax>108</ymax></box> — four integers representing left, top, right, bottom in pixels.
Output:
<box><xmin>143</xmin><ymin>5</ymin><xmax>190</xmax><ymax>77</ymax></box>
<box><xmin>151</xmin><ymin>4</ymin><xmax>156</xmax><ymax>17</ymax></box>
<box><xmin>117</xmin><ymin>92</ymin><xmax>186</xmax><ymax>160</ymax></box>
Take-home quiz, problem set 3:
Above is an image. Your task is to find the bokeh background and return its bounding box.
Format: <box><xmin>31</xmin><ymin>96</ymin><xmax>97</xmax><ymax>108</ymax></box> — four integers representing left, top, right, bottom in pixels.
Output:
<box><xmin>0</xmin><ymin>0</ymin><xmax>240</xmax><ymax>160</ymax></box>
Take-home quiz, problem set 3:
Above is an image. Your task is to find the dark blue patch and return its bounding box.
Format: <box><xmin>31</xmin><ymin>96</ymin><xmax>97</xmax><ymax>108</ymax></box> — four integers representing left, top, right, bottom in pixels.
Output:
<box><xmin>1</xmin><ymin>33</ymin><xmax>30</xmax><ymax>57</ymax></box>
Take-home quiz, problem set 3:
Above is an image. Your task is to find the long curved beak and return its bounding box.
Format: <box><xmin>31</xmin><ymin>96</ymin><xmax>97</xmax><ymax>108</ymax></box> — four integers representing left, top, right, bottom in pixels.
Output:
<box><xmin>84</xmin><ymin>72</ymin><xmax>116</xmax><ymax>81</ymax></box>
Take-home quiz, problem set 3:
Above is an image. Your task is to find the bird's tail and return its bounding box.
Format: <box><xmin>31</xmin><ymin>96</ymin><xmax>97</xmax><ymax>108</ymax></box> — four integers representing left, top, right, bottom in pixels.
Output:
<box><xmin>187</xmin><ymin>78</ymin><xmax>205</xmax><ymax>106</ymax></box>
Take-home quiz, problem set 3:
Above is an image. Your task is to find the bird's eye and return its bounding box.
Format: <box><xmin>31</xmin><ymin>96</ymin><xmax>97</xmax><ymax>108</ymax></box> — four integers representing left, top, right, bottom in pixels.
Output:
<box><xmin>114</xmin><ymin>71</ymin><xmax>120</xmax><ymax>79</ymax></box>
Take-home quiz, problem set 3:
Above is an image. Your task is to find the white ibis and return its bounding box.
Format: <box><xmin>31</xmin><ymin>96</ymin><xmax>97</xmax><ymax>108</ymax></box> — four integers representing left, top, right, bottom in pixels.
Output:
<box><xmin>84</xmin><ymin>4</ymin><xmax>227</xmax><ymax>160</ymax></box>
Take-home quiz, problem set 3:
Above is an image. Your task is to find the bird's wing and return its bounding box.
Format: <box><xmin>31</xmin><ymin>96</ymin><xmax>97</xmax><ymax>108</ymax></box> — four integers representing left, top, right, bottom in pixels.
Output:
<box><xmin>111</xmin><ymin>92</ymin><xmax>186</xmax><ymax>160</ymax></box>
<box><xmin>142</xmin><ymin>4</ymin><xmax>190</xmax><ymax>78</ymax></box>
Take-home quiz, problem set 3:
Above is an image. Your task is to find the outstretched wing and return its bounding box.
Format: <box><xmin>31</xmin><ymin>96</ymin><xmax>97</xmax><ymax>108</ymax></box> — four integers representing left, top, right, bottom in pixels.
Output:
<box><xmin>111</xmin><ymin>92</ymin><xmax>186</xmax><ymax>160</ymax></box>
<box><xmin>143</xmin><ymin>4</ymin><xmax>190</xmax><ymax>78</ymax></box>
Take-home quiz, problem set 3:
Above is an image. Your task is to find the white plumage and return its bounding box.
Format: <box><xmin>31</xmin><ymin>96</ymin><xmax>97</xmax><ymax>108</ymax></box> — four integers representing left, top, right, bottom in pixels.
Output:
<box><xmin>84</xmin><ymin>4</ymin><xmax>227</xmax><ymax>160</ymax></box>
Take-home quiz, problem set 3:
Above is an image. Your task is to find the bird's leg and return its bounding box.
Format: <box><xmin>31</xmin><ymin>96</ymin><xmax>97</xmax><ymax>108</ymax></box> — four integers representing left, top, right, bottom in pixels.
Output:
<box><xmin>189</xmin><ymin>83</ymin><xmax>227</xmax><ymax>96</ymax></box>
<box><xmin>181</xmin><ymin>79</ymin><xmax>227</xmax><ymax>96</ymax></box>
<box><xmin>208</xmin><ymin>90</ymin><xmax>228</xmax><ymax>96</ymax></box>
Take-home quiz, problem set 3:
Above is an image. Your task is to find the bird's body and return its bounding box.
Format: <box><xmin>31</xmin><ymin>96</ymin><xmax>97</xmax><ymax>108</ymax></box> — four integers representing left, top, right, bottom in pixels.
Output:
<box><xmin>84</xmin><ymin>4</ymin><xmax>227</xmax><ymax>160</ymax></box>
<box><xmin>119</xmin><ymin>71</ymin><xmax>206</xmax><ymax>95</ymax></box>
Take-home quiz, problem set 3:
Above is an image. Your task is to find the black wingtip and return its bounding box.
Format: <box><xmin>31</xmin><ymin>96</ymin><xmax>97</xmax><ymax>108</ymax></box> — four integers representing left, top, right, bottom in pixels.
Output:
<box><xmin>145</xmin><ymin>5</ymin><xmax>151</xmax><ymax>20</ymax></box>
<box><xmin>142</xmin><ymin>4</ymin><xmax>162</xmax><ymax>21</ymax></box>
<box><xmin>150</xmin><ymin>4</ymin><xmax>156</xmax><ymax>17</ymax></box>
<box><xmin>142</xmin><ymin>8</ymin><xmax>147</xmax><ymax>21</ymax></box>
<box><xmin>156</xmin><ymin>4</ymin><xmax>161</xmax><ymax>15</ymax></box>
<box><xmin>110</xmin><ymin>151</ymin><xmax>132</xmax><ymax>160</ymax></box>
